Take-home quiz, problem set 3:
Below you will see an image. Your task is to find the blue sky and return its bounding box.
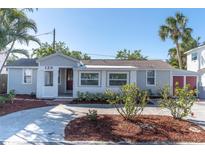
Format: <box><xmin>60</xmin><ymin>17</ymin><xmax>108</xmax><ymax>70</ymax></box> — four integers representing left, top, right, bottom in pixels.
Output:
<box><xmin>25</xmin><ymin>8</ymin><xmax>205</xmax><ymax>60</ymax></box>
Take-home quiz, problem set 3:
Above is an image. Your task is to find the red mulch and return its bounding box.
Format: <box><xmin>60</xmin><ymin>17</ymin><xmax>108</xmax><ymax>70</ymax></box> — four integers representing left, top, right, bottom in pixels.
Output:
<box><xmin>65</xmin><ymin>115</ymin><xmax>205</xmax><ymax>143</ymax></box>
<box><xmin>0</xmin><ymin>99</ymin><xmax>52</xmax><ymax>116</ymax></box>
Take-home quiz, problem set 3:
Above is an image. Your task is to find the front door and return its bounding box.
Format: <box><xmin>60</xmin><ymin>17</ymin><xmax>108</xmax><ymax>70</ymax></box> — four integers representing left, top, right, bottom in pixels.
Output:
<box><xmin>173</xmin><ymin>76</ymin><xmax>184</xmax><ymax>95</ymax></box>
<box><xmin>66</xmin><ymin>69</ymin><xmax>73</xmax><ymax>91</ymax></box>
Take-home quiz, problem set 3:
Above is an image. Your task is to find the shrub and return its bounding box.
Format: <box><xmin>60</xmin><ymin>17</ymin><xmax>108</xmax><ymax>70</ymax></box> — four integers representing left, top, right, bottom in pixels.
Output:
<box><xmin>86</xmin><ymin>109</ymin><xmax>98</xmax><ymax>122</ymax></box>
<box><xmin>76</xmin><ymin>91</ymin><xmax>108</xmax><ymax>102</ymax></box>
<box><xmin>160</xmin><ymin>84</ymin><xmax>197</xmax><ymax>119</ymax></box>
<box><xmin>8</xmin><ymin>90</ymin><xmax>15</xmax><ymax>103</ymax></box>
<box><xmin>30</xmin><ymin>92</ymin><xmax>36</xmax><ymax>98</ymax></box>
<box><xmin>105</xmin><ymin>84</ymin><xmax>149</xmax><ymax>120</ymax></box>
<box><xmin>0</xmin><ymin>90</ymin><xmax>15</xmax><ymax>104</ymax></box>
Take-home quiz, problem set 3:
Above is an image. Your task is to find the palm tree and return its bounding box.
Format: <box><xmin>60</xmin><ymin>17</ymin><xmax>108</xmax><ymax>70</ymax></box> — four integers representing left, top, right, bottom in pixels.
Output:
<box><xmin>159</xmin><ymin>12</ymin><xmax>192</xmax><ymax>69</ymax></box>
<box><xmin>0</xmin><ymin>9</ymin><xmax>40</xmax><ymax>73</ymax></box>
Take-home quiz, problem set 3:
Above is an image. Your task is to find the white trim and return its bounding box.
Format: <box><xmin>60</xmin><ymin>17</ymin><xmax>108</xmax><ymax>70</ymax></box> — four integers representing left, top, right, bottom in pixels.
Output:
<box><xmin>107</xmin><ymin>71</ymin><xmax>129</xmax><ymax>87</ymax></box>
<box><xmin>146</xmin><ymin>70</ymin><xmax>156</xmax><ymax>86</ymax></box>
<box><xmin>6</xmin><ymin>66</ymin><xmax>38</xmax><ymax>69</ymax></box>
<box><xmin>22</xmin><ymin>68</ymin><xmax>32</xmax><ymax>85</ymax></box>
<box><xmin>185</xmin><ymin>45</ymin><xmax>205</xmax><ymax>54</ymax></box>
<box><xmin>85</xmin><ymin>65</ymin><xmax>137</xmax><ymax>69</ymax></box>
<box><xmin>7</xmin><ymin>68</ymin><xmax>9</xmax><ymax>94</ymax></box>
<box><xmin>79</xmin><ymin>71</ymin><xmax>101</xmax><ymax>87</ymax></box>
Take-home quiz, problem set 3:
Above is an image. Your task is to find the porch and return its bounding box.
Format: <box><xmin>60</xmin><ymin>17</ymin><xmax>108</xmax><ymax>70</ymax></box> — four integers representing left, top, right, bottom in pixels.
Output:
<box><xmin>58</xmin><ymin>68</ymin><xmax>73</xmax><ymax>98</ymax></box>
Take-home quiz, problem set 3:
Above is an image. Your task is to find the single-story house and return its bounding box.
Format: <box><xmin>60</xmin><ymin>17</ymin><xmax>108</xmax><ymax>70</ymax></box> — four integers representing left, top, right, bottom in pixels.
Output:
<box><xmin>6</xmin><ymin>53</ymin><xmax>200</xmax><ymax>98</ymax></box>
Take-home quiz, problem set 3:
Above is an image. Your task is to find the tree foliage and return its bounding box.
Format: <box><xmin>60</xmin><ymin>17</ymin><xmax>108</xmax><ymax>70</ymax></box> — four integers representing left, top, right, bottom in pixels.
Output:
<box><xmin>167</xmin><ymin>36</ymin><xmax>201</xmax><ymax>69</ymax></box>
<box><xmin>32</xmin><ymin>41</ymin><xmax>91</xmax><ymax>60</ymax></box>
<box><xmin>116</xmin><ymin>49</ymin><xmax>147</xmax><ymax>60</ymax></box>
<box><xmin>0</xmin><ymin>8</ymin><xmax>40</xmax><ymax>73</ymax></box>
<box><xmin>159</xmin><ymin>12</ymin><xmax>193</xmax><ymax>69</ymax></box>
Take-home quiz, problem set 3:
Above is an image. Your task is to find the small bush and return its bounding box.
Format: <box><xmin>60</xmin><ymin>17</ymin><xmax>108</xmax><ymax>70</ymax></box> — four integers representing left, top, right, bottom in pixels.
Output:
<box><xmin>160</xmin><ymin>84</ymin><xmax>197</xmax><ymax>119</ymax></box>
<box><xmin>105</xmin><ymin>84</ymin><xmax>149</xmax><ymax>120</ymax></box>
<box><xmin>30</xmin><ymin>92</ymin><xmax>36</xmax><ymax>99</ymax></box>
<box><xmin>76</xmin><ymin>91</ymin><xmax>108</xmax><ymax>102</ymax></box>
<box><xmin>0</xmin><ymin>90</ymin><xmax>16</xmax><ymax>104</ymax></box>
<box><xmin>86</xmin><ymin>109</ymin><xmax>98</xmax><ymax>122</ymax></box>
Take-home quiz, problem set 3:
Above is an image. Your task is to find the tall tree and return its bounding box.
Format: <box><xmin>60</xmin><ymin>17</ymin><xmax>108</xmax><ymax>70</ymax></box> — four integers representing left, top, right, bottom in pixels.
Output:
<box><xmin>116</xmin><ymin>49</ymin><xmax>147</xmax><ymax>60</ymax></box>
<box><xmin>159</xmin><ymin>12</ymin><xmax>192</xmax><ymax>69</ymax></box>
<box><xmin>32</xmin><ymin>41</ymin><xmax>91</xmax><ymax>60</ymax></box>
<box><xmin>0</xmin><ymin>8</ymin><xmax>40</xmax><ymax>73</ymax></box>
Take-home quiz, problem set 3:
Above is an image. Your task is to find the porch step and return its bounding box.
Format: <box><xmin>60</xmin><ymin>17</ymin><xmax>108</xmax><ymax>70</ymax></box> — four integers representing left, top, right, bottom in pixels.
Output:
<box><xmin>53</xmin><ymin>98</ymin><xmax>73</xmax><ymax>102</ymax></box>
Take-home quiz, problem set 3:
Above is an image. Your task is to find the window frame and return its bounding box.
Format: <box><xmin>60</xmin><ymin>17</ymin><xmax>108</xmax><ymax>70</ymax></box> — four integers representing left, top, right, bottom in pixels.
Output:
<box><xmin>107</xmin><ymin>72</ymin><xmax>129</xmax><ymax>87</ymax></box>
<box><xmin>22</xmin><ymin>68</ymin><xmax>32</xmax><ymax>84</ymax></box>
<box><xmin>44</xmin><ymin>71</ymin><xmax>54</xmax><ymax>87</ymax></box>
<box><xmin>146</xmin><ymin>70</ymin><xmax>156</xmax><ymax>86</ymax></box>
<box><xmin>79</xmin><ymin>71</ymin><xmax>100</xmax><ymax>87</ymax></box>
<box><xmin>191</xmin><ymin>52</ymin><xmax>198</xmax><ymax>61</ymax></box>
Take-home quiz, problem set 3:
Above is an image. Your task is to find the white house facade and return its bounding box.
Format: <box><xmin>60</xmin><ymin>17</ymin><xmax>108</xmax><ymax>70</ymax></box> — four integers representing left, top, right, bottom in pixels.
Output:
<box><xmin>186</xmin><ymin>45</ymin><xmax>205</xmax><ymax>98</ymax></box>
<box><xmin>6</xmin><ymin>53</ymin><xmax>199</xmax><ymax>99</ymax></box>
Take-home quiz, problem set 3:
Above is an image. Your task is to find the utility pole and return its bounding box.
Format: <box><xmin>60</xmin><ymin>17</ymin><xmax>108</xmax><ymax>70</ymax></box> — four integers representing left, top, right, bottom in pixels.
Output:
<box><xmin>53</xmin><ymin>28</ymin><xmax>56</xmax><ymax>52</ymax></box>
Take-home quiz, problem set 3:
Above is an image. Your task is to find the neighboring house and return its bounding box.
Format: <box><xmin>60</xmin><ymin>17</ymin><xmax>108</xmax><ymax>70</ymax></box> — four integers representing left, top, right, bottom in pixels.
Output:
<box><xmin>186</xmin><ymin>45</ymin><xmax>205</xmax><ymax>98</ymax></box>
<box><xmin>6</xmin><ymin>53</ymin><xmax>199</xmax><ymax>99</ymax></box>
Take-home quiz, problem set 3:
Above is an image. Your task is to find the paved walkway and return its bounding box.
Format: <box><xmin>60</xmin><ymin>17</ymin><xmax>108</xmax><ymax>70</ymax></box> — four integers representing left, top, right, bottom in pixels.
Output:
<box><xmin>0</xmin><ymin>102</ymin><xmax>205</xmax><ymax>145</ymax></box>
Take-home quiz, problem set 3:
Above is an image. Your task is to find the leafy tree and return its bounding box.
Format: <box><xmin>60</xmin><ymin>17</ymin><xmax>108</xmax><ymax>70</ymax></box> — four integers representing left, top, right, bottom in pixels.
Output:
<box><xmin>116</xmin><ymin>49</ymin><xmax>147</xmax><ymax>60</ymax></box>
<box><xmin>167</xmin><ymin>37</ymin><xmax>201</xmax><ymax>69</ymax></box>
<box><xmin>32</xmin><ymin>41</ymin><xmax>91</xmax><ymax>60</ymax></box>
<box><xmin>0</xmin><ymin>8</ymin><xmax>40</xmax><ymax>73</ymax></box>
<box><xmin>159</xmin><ymin>12</ymin><xmax>192</xmax><ymax>69</ymax></box>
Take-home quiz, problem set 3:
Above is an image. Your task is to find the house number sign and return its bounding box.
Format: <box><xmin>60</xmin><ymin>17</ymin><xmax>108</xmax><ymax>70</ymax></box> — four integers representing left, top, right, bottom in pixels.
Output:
<box><xmin>45</xmin><ymin>66</ymin><xmax>53</xmax><ymax>70</ymax></box>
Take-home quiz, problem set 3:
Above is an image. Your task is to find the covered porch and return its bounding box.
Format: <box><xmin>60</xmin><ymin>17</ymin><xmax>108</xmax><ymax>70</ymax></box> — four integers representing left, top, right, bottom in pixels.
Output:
<box><xmin>58</xmin><ymin>68</ymin><xmax>73</xmax><ymax>98</ymax></box>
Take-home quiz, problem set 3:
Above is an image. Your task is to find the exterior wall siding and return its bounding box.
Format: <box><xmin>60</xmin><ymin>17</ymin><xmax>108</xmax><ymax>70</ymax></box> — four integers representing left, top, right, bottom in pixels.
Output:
<box><xmin>137</xmin><ymin>70</ymin><xmax>171</xmax><ymax>95</ymax></box>
<box><xmin>73</xmin><ymin>69</ymin><xmax>170</xmax><ymax>98</ymax></box>
<box><xmin>8</xmin><ymin>68</ymin><xmax>37</xmax><ymax>94</ymax></box>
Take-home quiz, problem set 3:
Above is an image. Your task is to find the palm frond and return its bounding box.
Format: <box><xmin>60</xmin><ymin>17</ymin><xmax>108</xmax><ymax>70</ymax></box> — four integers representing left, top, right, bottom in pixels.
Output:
<box><xmin>10</xmin><ymin>49</ymin><xmax>29</xmax><ymax>58</ymax></box>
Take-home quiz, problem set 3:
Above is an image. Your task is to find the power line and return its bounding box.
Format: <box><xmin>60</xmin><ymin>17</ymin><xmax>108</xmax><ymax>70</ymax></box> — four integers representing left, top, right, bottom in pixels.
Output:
<box><xmin>34</xmin><ymin>31</ymin><xmax>53</xmax><ymax>37</ymax></box>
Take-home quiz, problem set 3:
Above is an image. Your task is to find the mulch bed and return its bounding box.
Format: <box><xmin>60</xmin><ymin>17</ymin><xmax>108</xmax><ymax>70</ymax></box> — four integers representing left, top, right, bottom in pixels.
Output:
<box><xmin>65</xmin><ymin>115</ymin><xmax>205</xmax><ymax>143</ymax></box>
<box><xmin>0</xmin><ymin>99</ymin><xmax>52</xmax><ymax>116</ymax></box>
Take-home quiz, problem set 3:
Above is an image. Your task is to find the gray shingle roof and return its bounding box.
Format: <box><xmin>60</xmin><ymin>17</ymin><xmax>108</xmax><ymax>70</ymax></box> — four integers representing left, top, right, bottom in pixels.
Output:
<box><xmin>7</xmin><ymin>58</ymin><xmax>172</xmax><ymax>69</ymax></box>
<box><xmin>82</xmin><ymin>59</ymin><xmax>173</xmax><ymax>69</ymax></box>
<box><xmin>7</xmin><ymin>58</ymin><xmax>38</xmax><ymax>66</ymax></box>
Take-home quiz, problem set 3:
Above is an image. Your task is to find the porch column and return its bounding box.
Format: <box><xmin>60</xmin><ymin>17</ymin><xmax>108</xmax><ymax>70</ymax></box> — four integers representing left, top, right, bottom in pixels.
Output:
<box><xmin>52</xmin><ymin>66</ymin><xmax>59</xmax><ymax>98</ymax></box>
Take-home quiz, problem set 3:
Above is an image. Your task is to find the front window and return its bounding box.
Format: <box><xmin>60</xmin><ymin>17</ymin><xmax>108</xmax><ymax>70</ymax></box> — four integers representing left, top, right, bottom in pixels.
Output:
<box><xmin>191</xmin><ymin>53</ymin><xmax>197</xmax><ymax>61</ymax></box>
<box><xmin>45</xmin><ymin>71</ymin><xmax>53</xmax><ymax>86</ymax></box>
<box><xmin>109</xmin><ymin>73</ymin><xmax>128</xmax><ymax>86</ymax></box>
<box><xmin>80</xmin><ymin>72</ymin><xmax>99</xmax><ymax>86</ymax></box>
<box><xmin>146</xmin><ymin>70</ymin><xmax>155</xmax><ymax>86</ymax></box>
<box><xmin>23</xmin><ymin>69</ymin><xmax>32</xmax><ymax>84</ymax></box>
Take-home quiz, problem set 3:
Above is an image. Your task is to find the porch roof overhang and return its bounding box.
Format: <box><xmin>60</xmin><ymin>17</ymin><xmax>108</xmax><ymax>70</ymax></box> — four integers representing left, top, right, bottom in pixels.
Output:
<box><xmin>76</xmin><ymin>65</ymin><xmax>137</xmax><ymax>70</ymax></box>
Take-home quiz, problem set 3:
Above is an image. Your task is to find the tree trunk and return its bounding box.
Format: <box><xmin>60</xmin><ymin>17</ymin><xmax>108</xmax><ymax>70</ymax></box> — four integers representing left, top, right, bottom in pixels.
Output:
<box><xmin>176</xmin><ymin>42</ymin><xmax>182</xmax><ymax>69</ymax></box>
<box><xmin>0</xmin><ymin>41</ymin><xmax>15</xmax><ymax>74</ymax></box>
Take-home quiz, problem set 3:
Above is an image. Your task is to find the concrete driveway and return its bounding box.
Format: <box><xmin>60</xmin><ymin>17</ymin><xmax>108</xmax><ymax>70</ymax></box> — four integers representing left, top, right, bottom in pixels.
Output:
<box><xmin>0</xmin><ymin>102</ymin><xmax>205</xmax><ymax>145</ymax></box>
